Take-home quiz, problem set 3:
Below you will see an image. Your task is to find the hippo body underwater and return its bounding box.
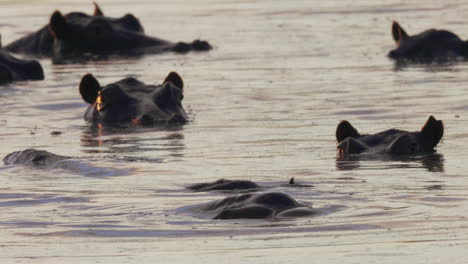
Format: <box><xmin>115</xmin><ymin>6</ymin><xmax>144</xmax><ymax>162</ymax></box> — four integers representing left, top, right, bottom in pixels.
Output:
<box><xmin>336</xmin><ymin>116</ymin><xmax>443</xmax><ymax>155</ymax></box>
<box><xmin>5</xmin><ymin>4</ymin><xmax>211</xmax><ymax>64</ymax></box>
<box><xmin>388</xmin><ymin>21</ymin><xmax>468</xmax><ymax>63</ymax></box>
<box><xmin>190</xmin><ymin>192</ymin><xmax>318</xmax><ymax>219</ymax></box>
<box><xmin>79</xmin><ymin>72</ymin><xmax>187</xmax><ymax>124</ymax></box>
<box><xmin>0</xmin><ymin>36</ymin><xmax>44</xmax><ymax>84</ymax></box>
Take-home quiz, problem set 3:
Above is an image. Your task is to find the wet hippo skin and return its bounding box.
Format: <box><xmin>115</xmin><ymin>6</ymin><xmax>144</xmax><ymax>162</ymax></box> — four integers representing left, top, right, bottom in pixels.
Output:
<box><xmin>187</xmin><ymin>178</ymin><xmax>313</xmax><ymax>192</ymax></box>
<box><xmin>187</xmin><ymin>179</ymin><xmax>261</xmax><ymax>192</ymax></box>
<box><xmin>191</xmin><ymin>192</ymin><xmax>317</xmax><ymax>219</ymax></box>
<box><xmin>388</xmin><ymin>21</ymin><xmax>468</xmax><ymax>63</ymax></box>
<box><xmin>336</xmin><ymin>116</ymin><xmax>443</xmax><ymax>155</ymax></box>
<box><xmin>0</xmin><ymin>35</ymin><xmax>44</xmax><ymax>84</ymax></box>
<box><xmin>3</xmin><ymin>149</ymin><xmax>70</xmax><ymax>167</ymax></box>
<box><xmin>79</xmin><ymin>72</ymin><xmax>187</xmax><ymax>125</ymax></box>
<box><xmin>4</xmin><ymin>3</ymin><xmax>211</xmax><ymax>64</ymax></box>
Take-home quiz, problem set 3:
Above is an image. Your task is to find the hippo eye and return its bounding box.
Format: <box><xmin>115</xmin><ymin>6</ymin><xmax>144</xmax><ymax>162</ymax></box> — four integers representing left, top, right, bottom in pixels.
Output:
<box><xmin>96</xmin><ymin>92</ymin><xmax>107</xmax><ymax>111</ymax></box>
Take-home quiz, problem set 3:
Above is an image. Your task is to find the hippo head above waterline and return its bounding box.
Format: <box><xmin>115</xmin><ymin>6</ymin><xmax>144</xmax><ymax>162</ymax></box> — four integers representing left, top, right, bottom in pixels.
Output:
<box><xmin>388</xmin><ymin>21</ymin><xmax>468</xmax><ymax>63</ymax></box>
<box><xmin>336</xmin><ymin>116</ymin><xmax>443</xmax><ymax>155</ymax></box>
<box><xmin>79</xmin><ymin>72</ymin><xmax>187</xmax><ymax>125</ymax></box>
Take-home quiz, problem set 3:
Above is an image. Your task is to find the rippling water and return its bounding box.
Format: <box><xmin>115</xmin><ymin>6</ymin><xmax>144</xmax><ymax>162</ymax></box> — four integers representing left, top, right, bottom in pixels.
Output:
<box><xmin>1</xmin><ymin>0</ymin><xmax>468</xmax><ymax>263</ymax></box>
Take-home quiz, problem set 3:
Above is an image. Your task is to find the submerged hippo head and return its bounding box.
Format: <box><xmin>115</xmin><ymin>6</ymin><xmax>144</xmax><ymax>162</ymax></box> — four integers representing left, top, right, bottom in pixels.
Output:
<box><xmin>190</xmin><ymin>192</ymin><xmax>317</xmax><ymax>219</ymax></box>
<box><xmin>0</xmin><ymin>38</ymin><xmax>44</xmax><ymax>84</ymax></box>
<box><xmin>336</xmin><ymin>116</ymin><xmax>443</xmax><ymax>155</ymax></box>
<box><xmin>79</xmin><ymin>72</ymin><xmax>187</xmax><ymax>124</ymax></box>
<box><xmin>388</xmin><ymin>21</ymin><xmax>468</xmax><ymax>63</ymax></box>
<box><xmin>5</xmin><ymin>3</ymin><xmax>144</xmax><ymax>59</ymax></box>
<box><xmin>3</xmin><ymin>149</ymin><xmax>70</xmax><ymax>167</ymax></box>
<box><xmin>187</xmin><ymin>179</ymin><xmax>261</xmax><ymax>192</ymax></box>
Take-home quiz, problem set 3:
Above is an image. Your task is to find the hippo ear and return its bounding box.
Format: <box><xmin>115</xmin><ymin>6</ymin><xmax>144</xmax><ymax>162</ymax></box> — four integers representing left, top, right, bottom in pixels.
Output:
<box><xmin>155</xmin><ymin>82</ymin><xmax>183</xmax><ymax>109</ymax></box>
<box><xmin>79</xmin><ymin>74</ymin><xmax>101</xmax><ymax>104</ymax></box>
<box><xmin>93</xmin><ymin>2</ymin><xmax>104</xmax><ymax>16</ymax></box>
<box><xmin>336</xmin><ymin>121</ymin><xmax>359</xmax><ymax>142</ymax></box>
<box><xmin>49</xmin><ymin>11</ymin><xmax>69</xmax><ymax>39</ymax></box>
<box><xmin>163</xmin><ymin>72</ymin><xmax>183</xmax><ymax>90</ymax></box>
<box><xmin>392</xmin><ymin>21</ymin><xmax>409</xmax><ymax>45</ymax></box>
<box><xmin>421</xmin><ymin>116</ymin><xmax>444</xmax><ymax>148</ymax></box>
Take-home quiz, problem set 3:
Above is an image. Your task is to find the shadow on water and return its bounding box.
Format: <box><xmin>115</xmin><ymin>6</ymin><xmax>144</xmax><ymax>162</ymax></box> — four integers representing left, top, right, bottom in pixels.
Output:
<box><xmin>335</xmin><ymin>153</ymin><xmax>444</xmax><ymax>172</ymax></box>
<box><xmin>392</xmin><ymin>59</ymin><xmax>463</xmax><ymax>72</ymax></box>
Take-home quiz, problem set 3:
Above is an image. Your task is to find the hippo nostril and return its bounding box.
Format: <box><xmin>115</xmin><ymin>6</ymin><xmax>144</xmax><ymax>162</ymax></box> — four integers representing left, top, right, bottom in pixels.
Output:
<box><xmin>192</xmin><ymin>40</ymin><xmax>212</xmax><ymax>51</ymax></box>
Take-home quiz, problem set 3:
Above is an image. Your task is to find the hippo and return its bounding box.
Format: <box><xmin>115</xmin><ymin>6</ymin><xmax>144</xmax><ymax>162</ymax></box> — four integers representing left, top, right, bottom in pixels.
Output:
<box><xmin>188</xmin><ymin>179</ymin><xmax>261</xmax><ymax>192</ymax></box>
<box><xmin>0</xmin><ymin>35</ymin><xmax>44</xmax><ymax>84</ymax></box>
<box><xmin>388</xmin><ymin>21</ymin><xmax>468</xmax><ymax>63</ymax></box>
<box><xmin>336</xmin><ymin>116</ymin><xmax>443</xmax><ymax>155</ymax></box>
<box><xmin>187</xmin><ymin>178</ymin><xmax>313</xmax><ymax>192</ymax></box>
<box><xmin>3</xmin><ymin>149</ymin><xmax>132</xmax><ymax>176</ymax></box>
<box><xmin>190</xmin><ymin>192</ymin><xmax>318</xmax><ymax>219</ymax></box>
<box><xmin>4</xmin><ymin>149</ymin><xmax>70</xmax><ymax>167</ymax></box>
<box><xmin>79</xmin><ymin>72</ymin><xmax>187</xmax><ymax>124</ymax></box>
<box><xmin>4</xmin><ymin>3</ymin><xmax>211</xmax><ymax>64</ymax></box>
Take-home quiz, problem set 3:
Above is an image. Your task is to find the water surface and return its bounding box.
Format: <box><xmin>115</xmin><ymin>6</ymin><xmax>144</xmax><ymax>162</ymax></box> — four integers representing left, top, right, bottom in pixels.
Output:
<box><xmin>1</xmin><ymin>0</ymin><xmax>468</xmax><ymax>263</ymax></box>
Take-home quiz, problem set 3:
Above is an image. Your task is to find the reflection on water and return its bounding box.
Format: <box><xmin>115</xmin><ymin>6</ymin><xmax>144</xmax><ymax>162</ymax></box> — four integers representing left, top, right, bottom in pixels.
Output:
<box><xmin>80</xmin><ymin>123</ymin><xmax>186</xmax><ymax>155</ymax></box>
<box><xmin>336</xmin><ymin>152</ymin><xmax>444</xmax><ymax>172</ymax></box>
<box><xmin>392</xmin><ymin>59</ymin><xmax>464</xmax><ymax>71</ymax></box>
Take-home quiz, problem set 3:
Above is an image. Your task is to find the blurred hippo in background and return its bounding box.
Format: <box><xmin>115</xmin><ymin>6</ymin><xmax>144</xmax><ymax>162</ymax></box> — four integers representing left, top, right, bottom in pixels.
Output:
<box><xmin>4</xmin><ymin>3</ymin><xmax>211</xmax><ymax>64</ymax></box>
<box><xmin>0</xmin><ymin>34</ymin><xmax>44</xmax><ymax>84</ymax></box>
<box><xmin>336</xmin><ymin>116</ymin><xmax>443</xmax><ymax>155</ymax></box>
<box><xmin>79</xmin><ymin>72</ymin><xmax>187</xmax><ymax>125</ymax></box>
<box><xmin>189</xmin><ymin>192</ymin><xmax>318</xmax><ymax>219</ymax></box>
<box><xmin>388</xmin><ymin>21</ymin><xmax>468</xmax><ymax>63</ymax></box>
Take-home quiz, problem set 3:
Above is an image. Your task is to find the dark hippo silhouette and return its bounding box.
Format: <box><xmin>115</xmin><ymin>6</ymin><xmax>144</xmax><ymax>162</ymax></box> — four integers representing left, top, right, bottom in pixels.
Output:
<box><xmin>190</xmin><ymin>192</ymin><xmax>317</xmax><ymax>219</ymax></box>
<box><xmin>388</xmin><ymin>21</ymin><xmax>468</xmax><ymax>63</ymax></box>
<box><xmin>336</xmin><ymin>116</ymin><xmax>443</xmax><ymax>155</ymax></box>
<box><xmin>79</xmin><ymin>72</ymin><xmax>187</xmax><ymax>124</ymax></box>
<box><xmin>187</xmin><ymin>178</ymin><xmax>313</xmax><ymax>192</ymax></box>
<box><xmin>4</xmin><ymin>3</ymin><xmax>211</xmax><ymax>64</ymax></box>
<box><xmin>0</xmin><ymin>35</ymin><xmax>44</xmax><ymax>84</ymax></box>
